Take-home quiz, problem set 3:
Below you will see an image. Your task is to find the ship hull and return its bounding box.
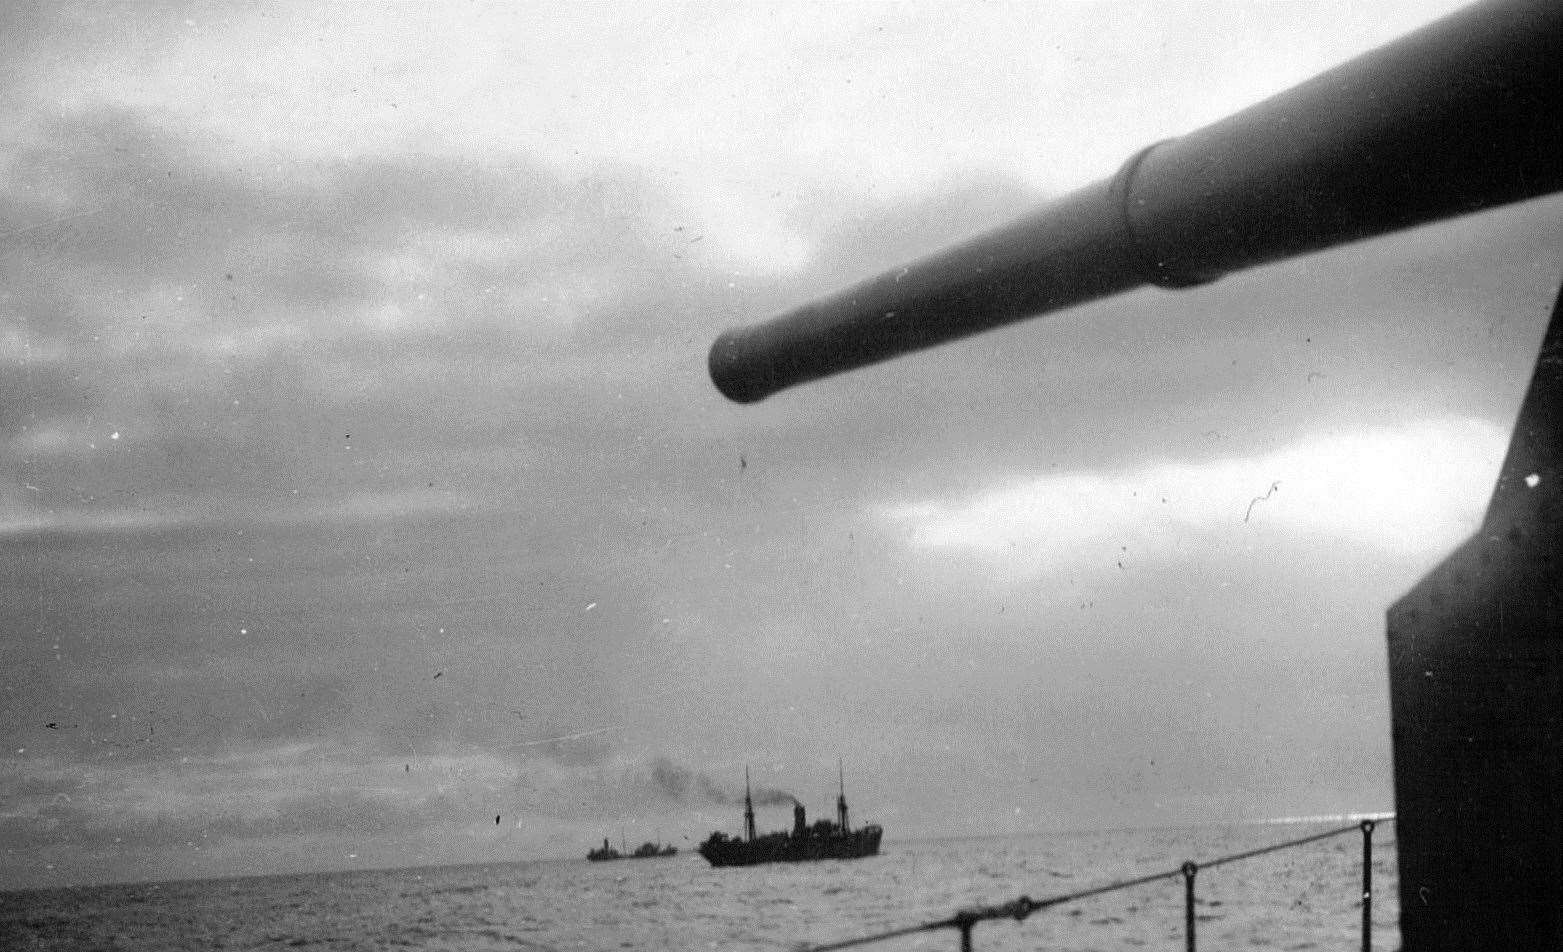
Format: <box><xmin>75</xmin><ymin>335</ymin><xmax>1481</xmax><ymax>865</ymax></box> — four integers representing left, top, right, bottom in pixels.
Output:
<box><xmin>698</xmin><ymin>827</ymin><xmax>882</xmax><ymax>867</ymax></box>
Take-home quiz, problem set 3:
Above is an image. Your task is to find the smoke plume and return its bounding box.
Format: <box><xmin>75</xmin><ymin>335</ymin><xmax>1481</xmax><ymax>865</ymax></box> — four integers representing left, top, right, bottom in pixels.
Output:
<box><xmin>646</xmin><ymin>757</ymin><xmax>795</xmax><ymax>806</ymax></box>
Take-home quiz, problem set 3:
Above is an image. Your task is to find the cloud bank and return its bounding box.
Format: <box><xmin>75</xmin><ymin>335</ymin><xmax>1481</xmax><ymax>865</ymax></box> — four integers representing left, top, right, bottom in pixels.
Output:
<box><xmin>3</xmin><ymin>0</ymin><xmax>1560</xmax><ymax>890</ymax></box>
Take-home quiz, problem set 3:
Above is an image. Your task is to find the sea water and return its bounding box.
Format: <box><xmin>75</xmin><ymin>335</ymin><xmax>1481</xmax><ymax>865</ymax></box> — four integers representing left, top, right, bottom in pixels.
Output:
<box><xmin>1</xmin><ymin>823</ymin><xmax>1397</xmax><ymax>951</ymax></box>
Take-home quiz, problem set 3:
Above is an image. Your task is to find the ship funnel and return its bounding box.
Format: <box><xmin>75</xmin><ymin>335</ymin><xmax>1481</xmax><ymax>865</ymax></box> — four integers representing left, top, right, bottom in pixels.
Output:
<box><xmin>793</xmin><ymin>801</ymin><xmax>807</xmax><ymax>837</ymax></box>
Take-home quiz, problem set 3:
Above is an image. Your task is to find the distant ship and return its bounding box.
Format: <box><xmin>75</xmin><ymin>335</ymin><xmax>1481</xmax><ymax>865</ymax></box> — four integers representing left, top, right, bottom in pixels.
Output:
<box><xmin>586</xmin><ymin>835</ymin><xmax>677</xmax><ymax>862</ymax></box>
<box><xmin>698</xmin><ymin>766</ymin><xmax>882</xmax><ymax>867</ymax></box>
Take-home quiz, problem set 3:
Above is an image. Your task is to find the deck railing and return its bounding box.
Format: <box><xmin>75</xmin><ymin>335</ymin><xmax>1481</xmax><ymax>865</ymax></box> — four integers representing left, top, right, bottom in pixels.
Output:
<box><xmin>805</xmin><ymin>816</ymin><xmax>1394</xmax><ymax>952</ymax></box>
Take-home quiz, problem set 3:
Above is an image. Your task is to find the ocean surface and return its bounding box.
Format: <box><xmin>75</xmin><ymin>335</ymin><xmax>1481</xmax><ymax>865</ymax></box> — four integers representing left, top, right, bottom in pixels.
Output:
<box><xmin>1</xmin><ymin>823</ymin><xmax>1397</xmax><ymax>951</ymax></box>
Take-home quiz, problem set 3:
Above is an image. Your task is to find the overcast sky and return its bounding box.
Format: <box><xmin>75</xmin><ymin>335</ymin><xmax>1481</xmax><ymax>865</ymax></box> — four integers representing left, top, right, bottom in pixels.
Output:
<box><xmin>3</xmin><ymin>0</ymin><xmax>1560</xmax><ymax>890</ymax></box>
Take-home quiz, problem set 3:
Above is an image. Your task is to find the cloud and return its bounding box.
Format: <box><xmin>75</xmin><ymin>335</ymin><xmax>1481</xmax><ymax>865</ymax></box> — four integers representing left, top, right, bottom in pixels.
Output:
<box><xmin>1</xmin><ymin>75</ymin><xmax>1558</xmax><ymax>891</ymax></box>
<box><xmin>0</xmin><ymin>486</ymin><xmax>475</xmax><ymax>541</ymax></box>
<box><xmin>5</xmin><ymin>2</ymin><xmax>1476</xmax><ymax>203</ymax></box>
<box><xmin>2</xmin><ymin>745</ymin><xmax>620</xmax><ymax>890</ymax></box>
<box><xmin>1</xmin><ymin>740</ymin><xmax>824</xmax><ymax>887</ymax></box>
<box><xmin>0</xmin><ymin>108</ymin><xmax>696</xmax><ymax>535</ymax></box>
<box><xmin>0</xmin><ymin>746</ymin><xmax>779</xmax><ymax>858</ymax></box>
<box><xmin>883</xmin><ymin>417</ymin><xmax>1509</xmax><ymax>575</ymax></box>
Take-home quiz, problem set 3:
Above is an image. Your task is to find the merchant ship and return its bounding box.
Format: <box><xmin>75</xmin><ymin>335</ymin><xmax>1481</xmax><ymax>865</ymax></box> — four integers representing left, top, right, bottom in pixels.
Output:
<box><xmin>699</xmin><ymin>766</ymin><xmax>882</xmax><ymax>867</ymax></box>
<box><xmin>587</xmin><ymin>834</ymin><xmax>677</xmax><ymax>861</ymax></box>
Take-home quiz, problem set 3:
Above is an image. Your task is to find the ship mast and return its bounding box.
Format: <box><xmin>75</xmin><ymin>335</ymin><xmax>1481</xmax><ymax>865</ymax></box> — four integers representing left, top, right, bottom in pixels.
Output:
<box><xmin>836</xmin><ymin>758</ymin><xmax>849</xmax><ymax>832</ymax></box>
<box><xmin>743</xmin><ymin>766</ymin><xmax>756</xmax><ymax>842</ymax></box>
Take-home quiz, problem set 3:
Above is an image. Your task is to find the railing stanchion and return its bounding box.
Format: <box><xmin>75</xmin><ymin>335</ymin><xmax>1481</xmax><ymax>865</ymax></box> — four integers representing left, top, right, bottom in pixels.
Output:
<box><xmin>1182</xmin><ymin>861</ymin><xmax>1199</xmax><ymax>952</ymax></box>
<box><xmin>958</xmin><ymin>919</ymin><xmax>973</xmax><ymax>952</ymax></box>
<box><xmin>1360</xmin><ymin>819</ymin><xmax>1376</xmax><ymax>952</ymax></box>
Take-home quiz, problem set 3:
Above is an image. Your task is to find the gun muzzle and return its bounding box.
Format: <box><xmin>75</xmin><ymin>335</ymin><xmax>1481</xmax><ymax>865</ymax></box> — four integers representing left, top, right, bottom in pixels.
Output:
<box><xmin>709</xmin><ymin>0</ymin><xmax>1562</xmax><ymax>403</ymax></box>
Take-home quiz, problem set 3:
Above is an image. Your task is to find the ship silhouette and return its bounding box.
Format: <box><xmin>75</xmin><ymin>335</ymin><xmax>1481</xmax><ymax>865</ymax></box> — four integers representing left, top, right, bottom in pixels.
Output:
<box><xmin>699</xmin><ymin>766</ymin><xmax>882</xmax><ymax>867</ymax></box>
<box><xmin>587</xmin><ymin>834</ymin><xmax>677</xmax><ymax>861</ymax></box>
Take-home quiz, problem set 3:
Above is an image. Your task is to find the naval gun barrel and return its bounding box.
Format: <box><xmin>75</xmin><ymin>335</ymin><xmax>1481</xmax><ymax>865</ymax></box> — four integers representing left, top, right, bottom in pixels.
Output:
<box><xmin>708</xmin><ymin>0</ymin><xmax>1562</xmax><ymax>403</ymax></box>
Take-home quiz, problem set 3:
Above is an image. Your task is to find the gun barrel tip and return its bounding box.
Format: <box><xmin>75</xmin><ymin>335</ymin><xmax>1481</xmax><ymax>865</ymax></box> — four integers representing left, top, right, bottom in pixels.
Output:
<box><xmin>708</xmin><ymin>331</ymin><xmax>771</xmax><ymax>404</ymax></box>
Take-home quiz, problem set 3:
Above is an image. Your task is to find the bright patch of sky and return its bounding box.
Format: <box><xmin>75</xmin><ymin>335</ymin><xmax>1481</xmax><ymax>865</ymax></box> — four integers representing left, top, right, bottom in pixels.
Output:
<box><xmin>886</xmin><ymin>417</ymin><xmax>1508</xmax><ymax>572</ymax></box>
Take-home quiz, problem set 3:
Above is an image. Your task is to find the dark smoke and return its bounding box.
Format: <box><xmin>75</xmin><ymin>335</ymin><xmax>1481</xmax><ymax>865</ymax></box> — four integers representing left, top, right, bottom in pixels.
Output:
<box><xmin>646</xmin><ymin>757</ymin><xmax>795</xmax><ymax>806</ymax></box>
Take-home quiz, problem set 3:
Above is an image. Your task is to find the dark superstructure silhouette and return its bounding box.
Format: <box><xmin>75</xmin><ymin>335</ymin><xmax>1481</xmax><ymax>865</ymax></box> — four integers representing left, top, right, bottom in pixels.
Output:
<box><xmin>699</xmin><ymin>766</ymin><xmax>881</xmax><ymax>867</ymax></box>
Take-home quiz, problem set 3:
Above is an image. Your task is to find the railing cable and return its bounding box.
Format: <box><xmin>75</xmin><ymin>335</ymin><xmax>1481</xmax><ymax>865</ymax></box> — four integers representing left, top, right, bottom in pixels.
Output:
<box><xmin>802</xmin><ymin>816</ymin><xmax>1393</xmax><ymax>952</ymax></box>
